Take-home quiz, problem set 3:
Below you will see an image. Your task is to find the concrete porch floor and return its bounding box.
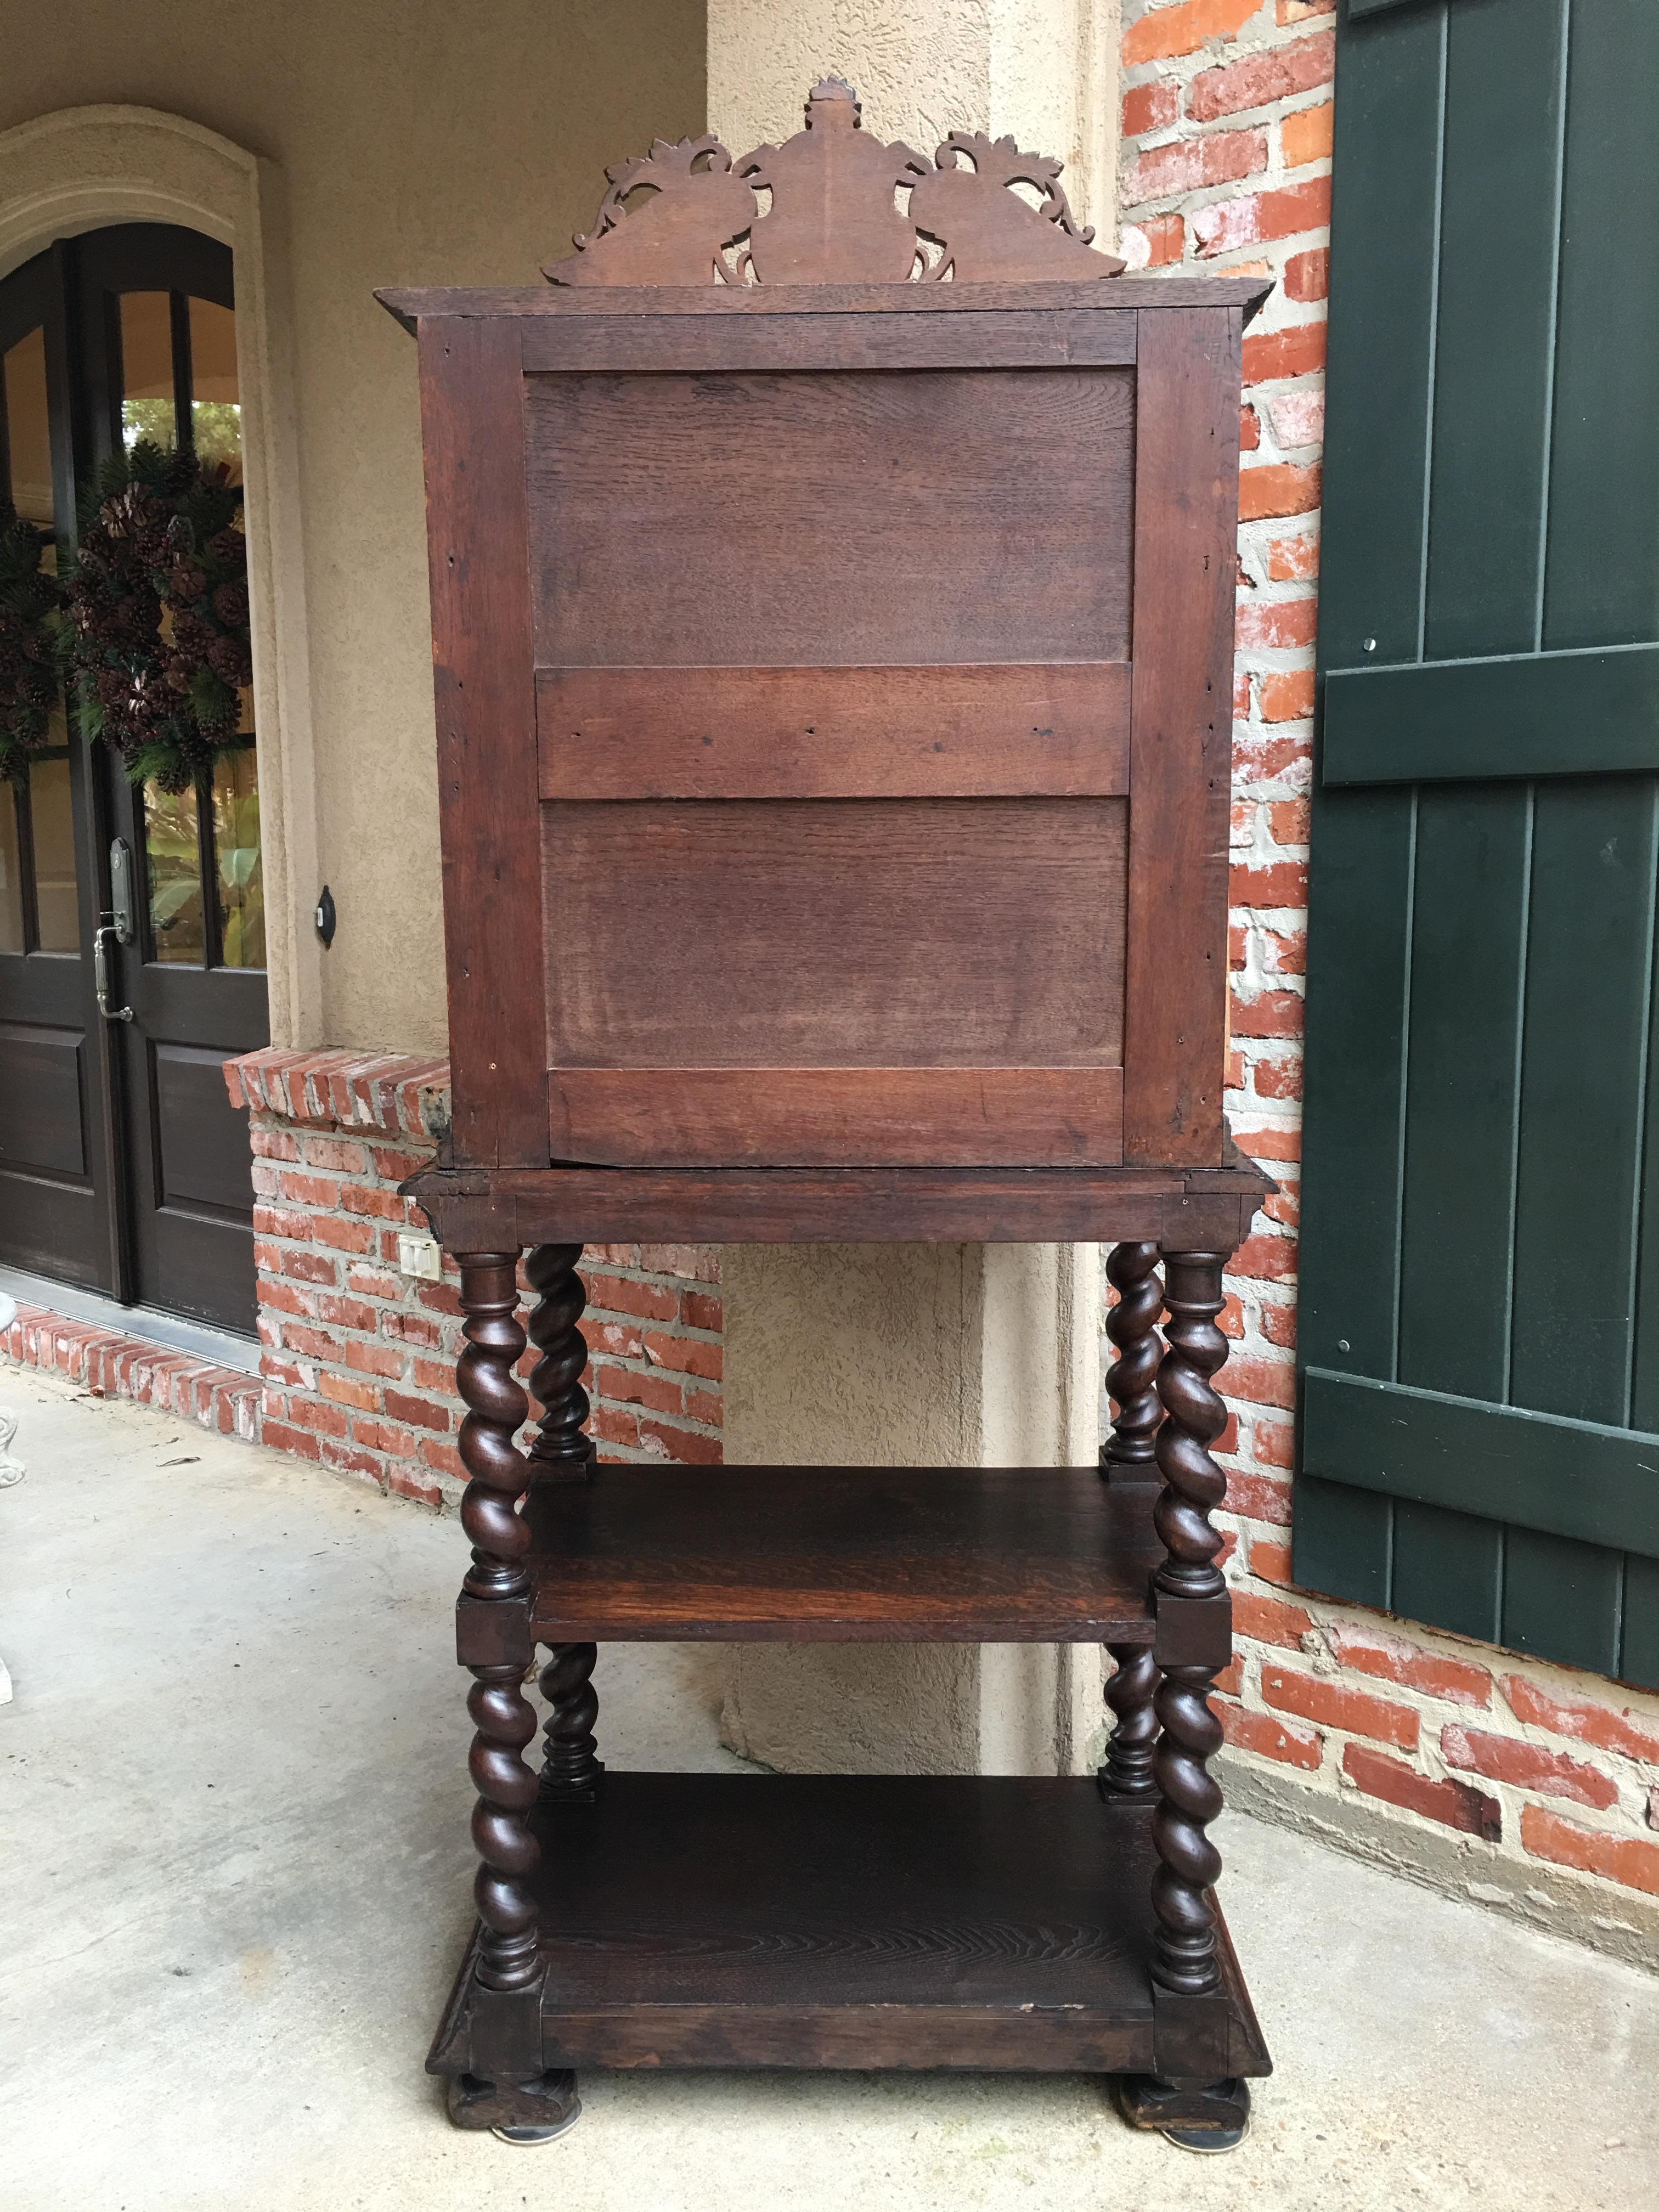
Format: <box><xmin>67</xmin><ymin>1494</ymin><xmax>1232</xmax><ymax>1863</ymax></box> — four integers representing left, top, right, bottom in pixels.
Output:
<box><xmin>2</xmin><ymin>1366</ymin><xmax>1656</xmax><ymax>2212</ymax></box>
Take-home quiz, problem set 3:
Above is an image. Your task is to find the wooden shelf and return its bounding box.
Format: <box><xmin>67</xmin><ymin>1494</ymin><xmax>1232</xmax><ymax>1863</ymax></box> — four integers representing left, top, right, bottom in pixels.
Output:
<box><xmin>523</xmin><ymin>1466</ymin><xmax>1164</xmax><ymax>1642</ymax></box>
<box><xmin>428</xmin><ymin>1775</ymin><xmax>1271</xmax><ymax>2078</ymax></box>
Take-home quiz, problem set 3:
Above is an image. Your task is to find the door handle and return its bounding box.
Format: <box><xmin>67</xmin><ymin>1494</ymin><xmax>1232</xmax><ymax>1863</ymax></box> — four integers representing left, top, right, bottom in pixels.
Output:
<box><xmin>93</xmin><ymin>922</ymin><xmax>134</xmax><ymax>1023</ymax></box>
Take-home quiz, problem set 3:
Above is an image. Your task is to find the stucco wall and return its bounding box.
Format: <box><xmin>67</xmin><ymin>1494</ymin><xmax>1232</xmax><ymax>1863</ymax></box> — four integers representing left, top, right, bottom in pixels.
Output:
<box><xmin>0</xmin><ymin>0</ymin><xmax>704</xmax><ymax>1053</ymax></box>
<box><xmin>710</xmin><ymin>0</ymin><xmax>1117</xmax><ymax>236</ymax></box>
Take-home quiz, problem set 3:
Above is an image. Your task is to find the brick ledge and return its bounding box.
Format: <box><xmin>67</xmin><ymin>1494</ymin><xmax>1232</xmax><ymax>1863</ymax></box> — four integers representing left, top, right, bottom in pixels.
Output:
<box><xmin>3</xmin><ymin>1301</ymin><xmax>262</xmax><ymax>1441</ymax></box>
<box><xmin>225</xmin><ymin>1048</ymin><xmax>450</xmax><ymax>1144</ymax></box>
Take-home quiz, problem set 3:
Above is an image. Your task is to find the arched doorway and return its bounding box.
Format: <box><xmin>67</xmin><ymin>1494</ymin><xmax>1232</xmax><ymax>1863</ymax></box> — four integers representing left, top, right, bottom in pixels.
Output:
<box><xmin>0</xmin><ymin>223</ymin><xmax>268</xmax><ymax>1334</ymax></box>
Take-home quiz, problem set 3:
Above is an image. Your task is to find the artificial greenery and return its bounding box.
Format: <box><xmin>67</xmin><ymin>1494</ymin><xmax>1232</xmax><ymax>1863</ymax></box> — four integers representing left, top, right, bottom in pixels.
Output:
<box><xmin>0</xmin><ymin>496</ymin><xmax>67</xmax><ymax>785</ymax></box>
<box><xmin>64</xmin><ymin>439</ymin><xmax>253</xmax><ymax>793</ymax></box>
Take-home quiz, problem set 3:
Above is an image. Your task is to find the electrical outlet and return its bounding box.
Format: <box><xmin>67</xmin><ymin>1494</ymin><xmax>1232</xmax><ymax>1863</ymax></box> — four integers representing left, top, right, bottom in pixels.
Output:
<box><xmin>397</xmin><ymin>1231</ymin><xmax>442</xmax><ymax>1282</ymax></box>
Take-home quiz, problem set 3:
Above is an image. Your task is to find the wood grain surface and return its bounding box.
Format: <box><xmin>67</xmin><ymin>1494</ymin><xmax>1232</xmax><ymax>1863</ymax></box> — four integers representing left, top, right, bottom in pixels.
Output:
<box><xmin>517</xmin><ymin>1775</ymin><xmax>1271</xmax><ymax>2075</ymax></box>
<box><xmin>524</xmin><ymin>1466</ymin><xmax>1161</xmax><ymax>1639</ymax></box>
<box><xmin>1123</xmin><ymin>309</ymin><xmax>1243</xmax><ymax>1166</ymax></box>
<box><xmin>541</xmin><ymin>797</ymin><xmax>1126</xmax><ymax>1071</ymax></box>
<box><xmin>537</xmin><ymin>662</ymin><xmax>1132</xmax><ymax>800</ymax></box>
<box><xmin>404</xmin><ymin>1159</ymin><xmax>1271</xmax><ymax>1248</ymax></box>
<box><xmin>416</xmin><ymin>318</ymin><xmax>544</xmax><ymax>1166</ymax></box>
<box><xmin>526</xmin><ymin>369</ymin><xmax>1133</xmax><ymax>668</ymax></box>
<box><xmin>548</xmin><ymin>1066</ymin><xmax>1124</xmax><ymax>1167</ymax></box>
<box><xmin>377</xmin><ymin>275</ymin><xmax>1273</xmax><ymax>329</ymax></box>
<box><xmin>520</xmin><ymin>310</ymin><xmax>1137</xmax><ymax>372</ymax></box>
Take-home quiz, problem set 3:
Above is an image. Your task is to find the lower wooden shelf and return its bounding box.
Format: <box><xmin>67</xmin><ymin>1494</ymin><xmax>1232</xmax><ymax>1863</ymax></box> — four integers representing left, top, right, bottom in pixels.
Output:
<box><xmin>428</xmin><ymin>1774</ymin><xmax>1271</xmax><ymax>2081</ymax></box>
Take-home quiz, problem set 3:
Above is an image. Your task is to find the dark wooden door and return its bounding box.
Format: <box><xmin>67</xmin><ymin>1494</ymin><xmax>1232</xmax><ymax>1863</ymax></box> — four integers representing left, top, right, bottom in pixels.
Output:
<box><xmin>0</xmin><ymin>227</ymin><xmax>267</xmax><ymax>1333</ymax></box>
<box><xmin>1297</xmin><ymin>0</ymin><xmax>1659</xmax><ymax>1689</ymax></box>
<box><xmin>0</xmin><ymin>247</ymin><xmax>118</xmax><ymax>1290</ymax></box>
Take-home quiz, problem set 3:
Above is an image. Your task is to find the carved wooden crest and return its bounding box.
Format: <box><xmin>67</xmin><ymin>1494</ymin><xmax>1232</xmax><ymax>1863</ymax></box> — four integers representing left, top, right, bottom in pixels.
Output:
<box><xmin>544</xmin><ymin>76</ymin><xmax>1124</xmax><ymax>287</ymax></box>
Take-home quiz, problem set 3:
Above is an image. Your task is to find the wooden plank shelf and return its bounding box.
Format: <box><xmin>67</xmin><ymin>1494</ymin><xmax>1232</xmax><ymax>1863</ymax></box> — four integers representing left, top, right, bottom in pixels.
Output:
<box><xmin>428</xmin><ymin>1775</ymin><xmax>1272</xmax><ymax>2080</ymax></box>
<box><xmin>523</xmin><ymin>1466</ymin><xmax>1164</xmax><ymax>1642</ymax></box>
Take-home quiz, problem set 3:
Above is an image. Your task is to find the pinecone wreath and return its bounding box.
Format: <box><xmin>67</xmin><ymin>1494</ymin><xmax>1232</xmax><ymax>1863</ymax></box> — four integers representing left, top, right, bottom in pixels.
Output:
<box><xmin>0</xmin><ymin>497</ymin><xmax>67</xmax><ymax>785</ymax></box>
<box><xmin>66</xmin><ymin>439</ymin><xmax>254</xmax><ymax>794</ymax></box>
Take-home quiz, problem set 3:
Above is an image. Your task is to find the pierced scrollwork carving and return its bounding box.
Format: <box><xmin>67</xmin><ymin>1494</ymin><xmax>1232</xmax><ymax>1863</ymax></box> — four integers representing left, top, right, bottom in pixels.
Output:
<box><xmin>542</xmin><ymin>134</ymin><xmax>755</xmax><ymax>287</ymax></box>
<box><xmin>909</xmin><ymin>129</ymin><xmax>1124</xmax><ymax>282</ymax></box>
<box><xmin>931</xmin><ymin>130</ymin><xmax>1098</xmax><ymax>242</ymax></box>
<box><xmin>544</xmin><ymin>74</ymin><xmax>1123</xmax><ymax>289</ymax></box>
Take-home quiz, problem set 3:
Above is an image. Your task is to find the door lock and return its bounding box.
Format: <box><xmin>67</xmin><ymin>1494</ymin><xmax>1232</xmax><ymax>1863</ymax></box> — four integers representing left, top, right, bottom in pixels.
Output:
<box><xmin>109</xmin><ymin>837</ymin><xmax>136</xmax><ymax>945</ymax></box>
<box><xmin>93</xmin><ymin>921</ymin><xmax>134</xmax><ymax>1023</ymax></box>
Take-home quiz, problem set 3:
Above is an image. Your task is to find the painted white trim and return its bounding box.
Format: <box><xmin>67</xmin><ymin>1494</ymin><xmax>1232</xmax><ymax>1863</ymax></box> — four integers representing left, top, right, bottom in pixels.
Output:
<box><xmin>0</xmin><ymin>104</ymin><xmax>320</xmax><ymax>1046</ymax></box>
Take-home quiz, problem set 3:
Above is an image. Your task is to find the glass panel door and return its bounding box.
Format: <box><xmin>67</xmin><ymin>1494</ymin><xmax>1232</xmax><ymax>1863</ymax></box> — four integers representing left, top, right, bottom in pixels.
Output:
<box><xmin>79</xmin><ymin>224</ymin><xmax>269</xmax><ymax>1333</ymax></box>
<box><xmin>0</xmin><ymin>312</ymin><xmax>81</xmax><ymax>958</ymax></box>
<box><xmin>0</xmin><ymin>249</ymin><xmax>110</xmax><ymax>1293</ymax></box>
<box><xmin>110</xmin><ymin>259</ymin><xmax>263</xmax><ymax>981</ymax></box>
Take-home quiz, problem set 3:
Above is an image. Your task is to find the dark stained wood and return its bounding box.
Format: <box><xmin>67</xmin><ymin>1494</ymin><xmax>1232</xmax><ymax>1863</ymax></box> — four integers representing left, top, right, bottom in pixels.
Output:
<box><xmin>523</xmin><ymin>1466</ymin><xmax>1163</xmax><ymax>1641</ymax></box>
<box><xmin>549</xmin><ymin>1067</ymin><xmax>1124</xmax><ymax>1170</ymax></box>
<box><xmin>1153</xmin><ymin>1248</ymin><xmax>1233</xmax><ymax>1604</ymax></box>
<box><xmin>1100</xmin><ymin>1644</ymin><xmax>1161</xmax><ymax>1797</ymax></box>
<box><xmin>522</xmin><ymin>1243</ymin><xmax>594</xmax><ymax>1477</ymax></box>
<box><xmin>402</xmin><ymin>76</ymin><xmax>1267</xmax><ymax>2130</ymax></box>
<box><xmin>540</xmin><ymin>796</ymin><xmax>1127</xmax><ymax>1066</ymax></box>
<box><xmin>1103</xmin><ymin>1240</ymin><xmax>1164</xmax><ymax>1469</ymax></box>
<box><xmin>1122</xmin><ymin>312</ymin><xmax>1242</xmax><ymax>1167</ymax></box>
<box><xmin>403</xmin><ymin>1158</ymin><xmax>1271</xmax><ymax>1251</ymax></box>
<box><xmin>416</xmin><ymin>321</ymin><xmax>544</xmax><ymax>1167</ymax></box>
<box><xmin>537</xmin><ymin>662</ymin><xmax>1132</xmax><ymax>801</ymax></box>
<box><xmin>520</xmin><ymin>308</ymin><xmax>1136</xmax><ymax>371</ymax></box>
<box><xmin>378</xmin><ymin>274</ymin><xmax>1272</xmax><ymax>329</ymax></box>
<box><xmin>1116</xmin><ymin>2072</ymin><xmax>1251</xmax><ymax>2144</ymax></box>
<box><xmin>1148</xmin><ymin>1247</ymin><xmax>1235</xmax><ymax>2001</ymax></box>
<box><xmin>422</xmin><ymin>1776</ymin><xmax>1272</xmax><ymax>2077</ymax></box>
<box><xmin>454</xmin><ymin>1253</ymin><xmax>543</xmax><ymax>1994</ymax></box>
<box><xmin>525</xmin><ymin>369</ymin><xmax>1134</xmax><ymax>669</ymax></box>
<box><xmin>538</xmin><ymin>1643</ymin><xmax>602</xmax><ymax>1801</ymax></box>
<box><xmin>443</xmin><ymin>2067</ymin><xmax>579</xmax><ymax>2139</ymax></box>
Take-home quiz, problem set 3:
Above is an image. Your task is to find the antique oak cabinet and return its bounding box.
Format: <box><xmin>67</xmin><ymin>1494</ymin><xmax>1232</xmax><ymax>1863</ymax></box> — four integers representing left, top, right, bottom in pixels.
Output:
<box><xmin>382</xmin><ymin>78</ymin><xmax>1273</xmax><ymax>2151</ymax></box>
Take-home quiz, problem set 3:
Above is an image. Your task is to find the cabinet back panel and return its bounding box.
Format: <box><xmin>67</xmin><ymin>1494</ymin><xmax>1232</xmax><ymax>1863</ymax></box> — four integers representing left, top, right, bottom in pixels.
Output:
<box><xmin>525</xmin><ymin>369</ymin><xmax>1135</xmax><ymax>668</ymax></box>
<box><xmin>541</xmin><ymin>797</ymin><xmax>1126</xmax><ymax>1069</ymax></box>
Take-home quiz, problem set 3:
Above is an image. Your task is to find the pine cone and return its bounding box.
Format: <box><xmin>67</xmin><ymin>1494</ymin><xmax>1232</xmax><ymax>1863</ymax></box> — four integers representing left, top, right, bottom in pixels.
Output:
<box><xmin>206</xmin><ymin>633</ymin><xmax>251</xmax><ymax>687</ymax></box>
<box><xmin>211</xmin><ymin>581</ymin><xmax>249</xmax><ymax>630</ymax></box>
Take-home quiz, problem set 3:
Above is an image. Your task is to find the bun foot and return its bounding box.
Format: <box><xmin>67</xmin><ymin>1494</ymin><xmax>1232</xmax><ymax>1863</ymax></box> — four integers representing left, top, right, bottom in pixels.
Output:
<box><xmin>1114</xmin><ymin>2073</ymin><xmax>1250</xmax><ymax>2152</ymax></box>
<box><xmin>445</xmin><ymin>2068</ymin><xmax>582</xmax><ymax>2142</ymax></box>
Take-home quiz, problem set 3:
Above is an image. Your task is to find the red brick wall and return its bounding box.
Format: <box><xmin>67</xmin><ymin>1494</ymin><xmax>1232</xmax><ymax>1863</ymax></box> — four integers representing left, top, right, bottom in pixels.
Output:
<box><xmin>224</xmin><ymin>1049</ymin><xmax>721</xmax><ymax>1505</ymax></box>
<box><xmin>1117</xmin><ymin>0</ymin><xmax>1659</xmax><ymax>1921</ymax></box>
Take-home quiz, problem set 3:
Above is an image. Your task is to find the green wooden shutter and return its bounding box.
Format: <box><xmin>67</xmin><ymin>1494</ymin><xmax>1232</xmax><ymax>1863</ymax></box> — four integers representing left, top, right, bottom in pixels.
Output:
<box><xmin>1296</xmin><ymin>0</ymin><xmax>1659</xmax><ymax>1690</ymax></box>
